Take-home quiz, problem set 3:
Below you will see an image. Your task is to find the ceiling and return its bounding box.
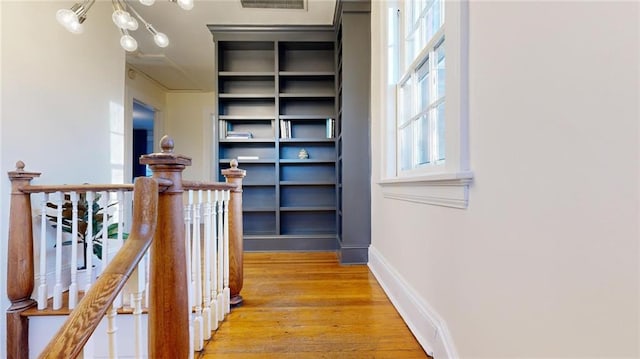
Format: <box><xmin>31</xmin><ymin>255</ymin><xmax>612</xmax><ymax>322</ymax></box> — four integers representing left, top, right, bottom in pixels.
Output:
<box><xmin>125</xmin><ymin>0</ymin><xmax>337</xmax><ymax>92</ymax></box>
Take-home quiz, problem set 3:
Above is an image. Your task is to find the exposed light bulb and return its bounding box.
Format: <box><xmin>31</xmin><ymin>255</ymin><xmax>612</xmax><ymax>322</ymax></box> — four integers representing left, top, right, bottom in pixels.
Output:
<box><xmin>139</xmin><ymin>0</ymin><xmax>155</xmax><ymax>5</ymax></box>
<box><xmin>126</xmin><ymin>17</ymin><xmax>139</xmax><ymax>31</ymax></box>
<box><xmin>112</xmin><ymin>9</ymin><xmax>132</xmax><ymax>29</ymax></box>
<box><xmin>120</xmin><ymin>34</ymin><xmax>138</xmax><ymax>52</ymax></box>
<box><xmin>67</xmin><ymin>20</ymin><xmax>85</xmax><ymax>34</ymax></box>
<box><xmin>153</xmin><ymin>32</ymin><xmax>169</xmax><ymax>48</ymax></box>
<box><xmin>176</xmin><ymin>0</ymin><xmax>194</xmax><ymax>11</ymax></box>
<box><xmin>56</xmin><ymin>8</ymin><xmax>78</xmax><ymax>27</ymax></box>
<box><xmin>56</xmin><ymin>8</ymin><xmax>84</xmax><ymax>34</ymax></box>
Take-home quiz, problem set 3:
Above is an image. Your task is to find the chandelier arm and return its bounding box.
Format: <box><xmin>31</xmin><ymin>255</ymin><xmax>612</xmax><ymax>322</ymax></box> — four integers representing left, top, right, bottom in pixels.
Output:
<box><xmin>124</xmin><ymin>1</ymin><xmax>153</xmax><ymax>29</ymax></box>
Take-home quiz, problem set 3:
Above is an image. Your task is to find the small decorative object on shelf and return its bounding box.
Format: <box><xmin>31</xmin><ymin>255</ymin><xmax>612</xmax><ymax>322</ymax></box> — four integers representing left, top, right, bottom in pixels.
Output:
<box><xmin>237</xmin><ymin>155</ymin><xmax>259</xmax><ymax>161</ymax></box>
<box><xmin>298</xmin><ymin>148</ymin><xmax>309</xmax><ymax>159</ymax></box>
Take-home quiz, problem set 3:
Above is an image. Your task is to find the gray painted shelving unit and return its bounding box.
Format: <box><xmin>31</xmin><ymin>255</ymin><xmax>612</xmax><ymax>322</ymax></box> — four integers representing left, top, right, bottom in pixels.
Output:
<box><xmin>210</xmin><ymin>2</ymin><xmax>371</xmax><ymax>263</ymax></box>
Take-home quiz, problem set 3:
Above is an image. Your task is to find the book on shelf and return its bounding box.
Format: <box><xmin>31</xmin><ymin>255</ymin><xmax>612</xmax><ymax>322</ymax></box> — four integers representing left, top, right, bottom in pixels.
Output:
<box><xmin>280</xmin><ymin>119</ymin><xmax>292</xmax><ymax>139</ymax></box>
<box><xmin>326</xmin><ymin>118</ymin><xmax>335</xmax><ymax>139</ymax></box>
<box><xmin>237</xmin><ymin>155</ymin><xmax>259</xmax><ymax>161</ymax></box>
<box><xmin>226</xmin><ymin>131</ymin><xmax>253</xmax><ymax>139</ymax></box>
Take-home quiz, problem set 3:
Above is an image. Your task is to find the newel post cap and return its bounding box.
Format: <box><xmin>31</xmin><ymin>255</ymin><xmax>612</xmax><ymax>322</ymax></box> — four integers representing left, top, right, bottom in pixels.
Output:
<box><xmin>8</xmin><ymin>161</ymin><xmax>41</xmax><ymax>181</ymax></box>
<box><xmin>222</xmin><ymin>159</ymin><xmax>246</xmax><ymax>178</ymax></box>
<box><xmin>139</xmin><ymin>135</ymin><xmax>192</xmax><ymax>167</ymax></box>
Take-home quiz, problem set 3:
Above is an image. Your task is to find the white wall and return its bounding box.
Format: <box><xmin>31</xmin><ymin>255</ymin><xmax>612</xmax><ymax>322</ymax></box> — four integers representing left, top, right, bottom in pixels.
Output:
<box><xmin>165</xmin><ymin>92</ymin><xmax>215</xmax><ymax>181</ymax></box>
<box><xmin>370</xmin><ymin>1</ymin><xmax>639</xmax><ymax>358</ymax></box>
<box><xmin>0</xmin><ymin>1</ymin><xmax>125</xmax><ymax>356</ymax></box>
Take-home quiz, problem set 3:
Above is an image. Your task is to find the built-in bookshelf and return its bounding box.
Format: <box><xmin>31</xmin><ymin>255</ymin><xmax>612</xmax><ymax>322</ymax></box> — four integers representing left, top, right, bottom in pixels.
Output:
<box><xmin>211</xmin><ymin>27</ymin><xmax>338</xmax><ymax>251</ymax></box>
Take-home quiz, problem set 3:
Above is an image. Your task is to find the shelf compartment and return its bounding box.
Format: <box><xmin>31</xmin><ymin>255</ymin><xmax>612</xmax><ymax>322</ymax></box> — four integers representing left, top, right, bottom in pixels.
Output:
<box><xmin>280</xmin><ymin>180</ymin><xmax>335</xmax><ymax>185</ymax></box>
<box><xmin>281</xmin><ymin>185</ymin><xmax>336</xmax><ymax>207</ymax></box>
<box><xmin>280</xmin><ymin>162</ymin><xmax>335</xmax><ymax>182</ymax></box>
<box><xmin>218</xmin><ymin>41</ymin><xmax>275</xmax><ymax>73</ymax></box>
<box><xmin>280</xmin><ymin>118</ymin><xmax>335</xmax><ymax>141</ymax></box>
<box><xmin>280</xmin><ymin>98</ymin><xmax>334</xmax><ymax>117</ymax></box>
<box><xmin>244</xmin><ymin>211</ymin><xmax>277</xmax><ymax>236</ymax></box>
<box><xmin>279</xmin><ymin>75</ymin><xmax>335</xmax><ymax>97</ymax></box>
<box><xmin>243</xmin><ymin>186</ymin><xmax>276</xmax><ymax>209</ymax></box>
<box><xmin>219</xmin><ymin>74</ymin><xmax>275</xmax><ymax>96</ymax></box>
<box><xmin>219</xmin><ymin>93</ymin><xmax>275</xmax><ymax>99</ymax></box>
<box><xmin>219</xmin><ymin>142</ymin><xmax>276</xmax><ymax>161</ymax></box>
<box><xmin>219</xmin><ymin>162</ymin><xmax>276</xmax><ymax>185</ymax></box>
<box><xmin>219</xmin><ymin>115</ymin><xmax>276</xmax><ymax>120</ymax></box>
<box><xmin>221</xmin><ymin>119</ymin><xmax>274</xmax><ymax>140</ymax></box>
<box><xmin>280</xmin><ymin>211</ymin><xmax>336</xmax><ymax>235</ymax></box>
<box><xmin>280</xmin><ymin>142</ymin><xmax>336</xmax><ymax>161</ymax></box>
<box><xmin>219</xmin><ymin>98</ymin><xmax>275</xmax><ymax>117</ymax></box>
<box><xmin>280</xmin><ymin>206</ymin><xmax>336</xmax><ymax>211</ymax></box>
<box><xmin>219</xmin><ymin>71</ymin><xmax>275</xmax><ymax>77</ymax></box>
<box><xmin>279</xmin><ymin>41</ymin><xmax>334</xmax><ymax>73</ymax></box>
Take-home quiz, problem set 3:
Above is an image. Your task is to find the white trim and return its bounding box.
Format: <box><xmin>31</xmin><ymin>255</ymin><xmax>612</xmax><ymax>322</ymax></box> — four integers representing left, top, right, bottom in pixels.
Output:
<box><xmin>368</xmin><ymin>246</ymin><xmax>458</xmax><ymax>359</ymax></box>
<box><xmin>378</xmin><ymin>171</ymin><xmax>472</xmax><ymax>208</ymax></box>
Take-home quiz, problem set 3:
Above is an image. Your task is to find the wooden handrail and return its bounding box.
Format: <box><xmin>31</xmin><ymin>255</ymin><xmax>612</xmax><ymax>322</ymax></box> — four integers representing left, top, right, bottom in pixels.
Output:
<box><xmin>19</xmin><ymin>177</ymin><xmax>174</xmax><ymax>194</ymax></box>
<box><xmin>182</xmin><ymin>180</ymin><xmax>237</xmax><ymax>191</ymax></box>
<box><xmin>19</xmin><ymin>183</ymin><xmax>134</xmax><ymax>194</ymax></box>
<box><xmin>38</xmin><ymin>177</ymin><xmax>159</xmax><ymax>359</ymax></box>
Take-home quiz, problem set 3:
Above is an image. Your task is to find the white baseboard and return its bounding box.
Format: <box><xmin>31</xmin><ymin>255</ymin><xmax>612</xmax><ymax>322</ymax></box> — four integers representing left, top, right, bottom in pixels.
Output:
<box><xmin>368</xmin><ymin>246</ymin><xmax>458</xmax><ymax>359</ymax></box>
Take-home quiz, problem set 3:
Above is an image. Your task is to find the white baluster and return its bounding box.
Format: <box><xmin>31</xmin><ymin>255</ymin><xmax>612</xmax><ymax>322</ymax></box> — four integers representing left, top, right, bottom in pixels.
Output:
<box><xmin>193</xmin><ymin>190</ymin><xmax>204</xmax><ymax>350</ymax></box>
<box><xmin>69</xmin><ymin>191</ymin><xmax>79</xmax><ymax>309</ymax></box>
<box><xmin>117</xmin><ymin>190</ymin><xmax>125</xmax><ymax>246</ymax></box>
<box><xmin>144</xmin><ymin>250</ymin><xmax>151</xmax><ymax>309</ymax></box>
<box><xmin>101</xmin><ymin>191</ymin><xmax>109</xmax><ymax>267</ymax></box>
<box><xmin>37</xmin><ymin>193</ymin><xmax>48</xmax><ymax>310</ymax></box>
<box><xmin>223</xmin><ymin>190</ymin><xmax>231</xmax><ymax>314</ymax></box>
<box><xmin>83</xmin><ymin>332</ymin><xmax>96</xmax><ymax>359</ymax></box>
<box><xmin>210</xmin><ymin>190</ymin><xmax>219</xmax><ymax>330</ymax></box>
<box><xmin>107</xmin><ymin>303</ymin><xmax>119</xmax><ymax>359</ymax></box>
<box><xmin>85</xmin><ymin>191</ymin><xmax>95</xmax><ymax>292</ymax></box>
<box><xmin>53</xmin><ymin>191</ymin><xmax>63</xmax><ymax>310</ymax></box>
<box><xmin>202</xmin><ymin>190</ymin><xmax>212</xmax><ymax>338</ymax></box>
<box><xmin>113</xmin><ymin>190</ymin><xmax>125</xmax><ymax>309</ymax></box>
<box><xmin>132</xmin><ymin>290</ymin><xmax>144</xmax><ymax>359</ymax></box>
<box><xmin>185</xmin><ymin>191</ymin><xmax>195</xmax><ymax>357</ymax></box>
<box><xmin>216</xmin><ymin>190</ymin><xmax>224</xmax><ymax>322</ymax></box>
<box><xmin>124</xmin><ymin>260</ymin><xmax>146</xmax><ymax>359</ymax></box>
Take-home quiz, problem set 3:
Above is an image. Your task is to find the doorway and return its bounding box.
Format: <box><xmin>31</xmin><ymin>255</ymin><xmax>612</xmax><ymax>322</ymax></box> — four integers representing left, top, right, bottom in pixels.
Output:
<box><xmin>132</xmin><ymin>100</ymin><xmax>155</xmax><ymax>179</ymax></box>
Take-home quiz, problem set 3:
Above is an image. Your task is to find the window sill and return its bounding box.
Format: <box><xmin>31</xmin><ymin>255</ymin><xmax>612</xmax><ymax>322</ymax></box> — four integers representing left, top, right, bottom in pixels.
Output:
<box><xmin>377</xmin><ymin>171</ymin><xmax>473</xmax><ymax>209</ymax></box>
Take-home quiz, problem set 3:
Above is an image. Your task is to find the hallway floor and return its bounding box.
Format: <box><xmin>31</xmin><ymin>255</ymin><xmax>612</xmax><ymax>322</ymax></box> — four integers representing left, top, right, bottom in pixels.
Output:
<box><xmin>199</xmin><ymin>252</ymin><xmax>429</xmax><ymax>358</ymax></box>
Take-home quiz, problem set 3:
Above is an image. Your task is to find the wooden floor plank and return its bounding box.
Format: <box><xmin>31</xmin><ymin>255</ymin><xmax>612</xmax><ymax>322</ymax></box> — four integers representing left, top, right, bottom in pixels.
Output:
<box><xmin>200</xmin><ymin>252</ymin><xmax>429</xmax><ymax>358</ymax></box>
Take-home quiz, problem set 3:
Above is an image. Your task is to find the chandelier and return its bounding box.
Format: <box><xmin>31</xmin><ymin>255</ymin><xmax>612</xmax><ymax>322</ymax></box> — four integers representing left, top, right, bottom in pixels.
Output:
<box><xmin>56</xmin><ymin>0</ymin><xmax>194</xmax><ymax>52</ymax></box>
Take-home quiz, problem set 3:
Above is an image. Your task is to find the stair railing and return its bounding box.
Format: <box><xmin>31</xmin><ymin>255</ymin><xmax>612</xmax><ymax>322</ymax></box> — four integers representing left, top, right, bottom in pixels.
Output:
<box><xmin>5</xmin><ymin>135</ymin><xmax>246</xmax><ymax>359</ymax></box>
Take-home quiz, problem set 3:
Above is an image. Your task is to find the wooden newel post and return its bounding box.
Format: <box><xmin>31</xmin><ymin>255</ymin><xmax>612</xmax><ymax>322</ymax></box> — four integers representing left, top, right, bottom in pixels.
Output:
<box><xmin>139</xmin><ymin>136</ymin><xmax>192</xmax><ymax>358</ymax></box>
<box><xmin>6</xmin><ymin>161</ymin><xmax>40</xmax><ymax>359</ymax></box>
<box><xmin>222</xmin><ymin>159</ymin><xmax>246</xmax><ymax>306</ymax></box>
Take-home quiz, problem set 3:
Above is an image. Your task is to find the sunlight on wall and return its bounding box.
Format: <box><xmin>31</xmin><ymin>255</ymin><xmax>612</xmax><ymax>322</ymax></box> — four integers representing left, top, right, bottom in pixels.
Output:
<box><xmin>110</xmin><ymin>101</ymin><xmax>125</xmax><ymax>185</ymax></box>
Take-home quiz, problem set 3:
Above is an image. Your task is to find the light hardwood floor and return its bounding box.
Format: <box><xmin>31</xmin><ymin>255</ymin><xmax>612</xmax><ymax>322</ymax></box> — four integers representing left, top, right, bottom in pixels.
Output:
<box><xmin>200</xmin><ymin>252</ymin><xmax>430</xmax><ymax>358</ymax></box>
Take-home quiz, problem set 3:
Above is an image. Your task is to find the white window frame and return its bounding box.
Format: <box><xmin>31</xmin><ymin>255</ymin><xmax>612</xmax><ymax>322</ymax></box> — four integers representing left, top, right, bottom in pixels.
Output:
<box><xmin>377</xmin><ymin>0</ymin><xmax>473</xmax><ymax>209</ymax></box>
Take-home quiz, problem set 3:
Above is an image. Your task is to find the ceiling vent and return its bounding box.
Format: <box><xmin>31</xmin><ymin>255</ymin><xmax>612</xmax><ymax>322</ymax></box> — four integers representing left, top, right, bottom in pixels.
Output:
<box><xmin>240</xmin><ymin>0</ymin><xmax>306</xmax><ymax>9</ymax></box>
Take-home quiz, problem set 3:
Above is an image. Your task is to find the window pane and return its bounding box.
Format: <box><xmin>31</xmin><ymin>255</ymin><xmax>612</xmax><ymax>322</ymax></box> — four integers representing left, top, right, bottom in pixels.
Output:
<box><xmin>400</xmin><ymin>124</ymin><xmax>413</xmax><ymax>171</ymax></box>
<box><xmin>430</xmin><ymin>0</ymin><xmax>442</xmax><ymax>39</ymax></box>
<box><xmin>417</xmin><ymin>58</ymin><xmax>430</xmax><ymax>112</ymax></box>
<box><xmin>387</xmin><ymin>6</ymin><xmax>399</xmax><ymax>85</ymax></box>
<box><xmin>399</xmin><ymin>77</ymin><xmax>413</xmax><ymax>123</ymax></box>
<box><xmin>436</xmin><ymin>102</ymin><xmax>445</xmax><ymax>161</ymax></box>
<box><xmin>405</xmin><ymin>32</ymin><xmax>415</xmax><ymax>68</ymax></box>
<box><xmin>436</xmin><ymin>41</ymin><xmax>445</xmax><ymax>99</ymax></box>
<box><xmin>416</xmin><ymin>116</ymin><xmax>430</xmax><ymax>165</ymax></box>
